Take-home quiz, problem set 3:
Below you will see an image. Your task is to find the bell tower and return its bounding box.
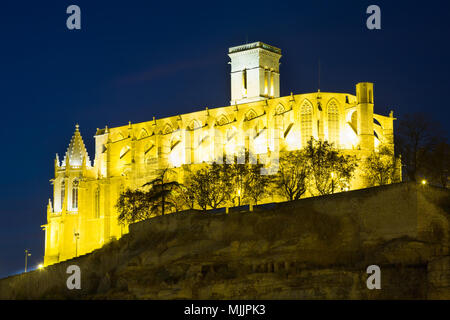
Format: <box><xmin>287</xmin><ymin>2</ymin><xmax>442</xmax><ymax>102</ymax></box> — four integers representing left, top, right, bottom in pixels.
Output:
<box><xmin>228</xmin><ymin>41</ymin><xmax>282</xmax><ymax>105</ymax></box>
<box><xmin>356</xmin><ymin>82</ymin><xmax>375</xmax><ymax>151</ymax></box>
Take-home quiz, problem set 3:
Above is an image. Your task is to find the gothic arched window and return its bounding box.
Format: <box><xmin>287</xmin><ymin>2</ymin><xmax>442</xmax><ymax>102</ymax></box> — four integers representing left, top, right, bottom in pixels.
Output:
<box><xmin>60</xmin><ymin>180</ymin><xmax>65</xmax><ymax>210</ymax></box>
<box><xmin>216</xmin><ymin>115</ymin><xmax>229</xmax><ymax>126</ymax></box>
<box><xmin>95</xmin><ymin>187</ymin><xmax>100</xmax><ymax>218</ymax></box>
<box><xmin>242</xmin><ymin>69</ymin><xmax>247</xmax><ymax>96</ymax></box>
<box><xmin>300</xmin><ymin>100</ymin><xmax>313</xmax><ymax>147</ymax></box>
<box><xmin>115</xmin><ymin>132</ymin><xmax>125</xmax><ymax>142</ymax></box>
<box><xmin>162</xmin><ymin>123</ymin><xmax>173</xmax><ymax>135</ymax></box>
<box><xmin>188</xmin><ymin>120</ymin><xmax>201</xmax><ymax>131</ymax></box>
<box><xmin>139</xmin><ymin>128</ymin><xmax>149</xmax><ymax>139</ymax></box>
<box><xmin>245</xmin><ymin>109</ymin><xmax>257</xmax><ymax>121</ymax></box>
<box><xmin>275</xmin><ymin>104</ymin><xmax>285</xmax><ymax>115</ymax></box>
<box><xmin>72</xmin><ymin>180</ymin><xmax>79</xmax><ymax>210</ymax></box>
<box><xmin>327</xmin><ymin>100</ymin><xmax>340</xmax><ymax>147</ymax></box>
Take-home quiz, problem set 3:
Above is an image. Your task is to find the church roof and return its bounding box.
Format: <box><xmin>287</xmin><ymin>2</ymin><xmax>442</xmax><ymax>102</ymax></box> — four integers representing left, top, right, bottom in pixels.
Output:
<box><xmin>63</xmin><ymin>124</ymin><xmax>91</xmax><ymax>167</ymax></box>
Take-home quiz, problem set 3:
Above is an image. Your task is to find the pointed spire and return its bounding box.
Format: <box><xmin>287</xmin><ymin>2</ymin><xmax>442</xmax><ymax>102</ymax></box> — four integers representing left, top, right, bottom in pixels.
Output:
<box><xmin>63</xmin><ymin>124</ymin><xmax>91</xmax><ymax>167</ymax></box>
<box><xmin>47</xmin><ymin>199</ymin><xmax>53</xmax><ymax>213</ymax></box>
<box><xmin>289</xmin><ymin>92</ymin><xmax>295</xmax><ymax>102</ymax></box>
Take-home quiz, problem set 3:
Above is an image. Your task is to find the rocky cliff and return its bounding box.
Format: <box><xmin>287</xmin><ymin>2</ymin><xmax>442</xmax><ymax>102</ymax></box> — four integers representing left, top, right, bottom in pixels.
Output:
<box><xmin>0</xmin><ymin>182</ymin><xmax>448</xmax><ymax>299</ymax></box>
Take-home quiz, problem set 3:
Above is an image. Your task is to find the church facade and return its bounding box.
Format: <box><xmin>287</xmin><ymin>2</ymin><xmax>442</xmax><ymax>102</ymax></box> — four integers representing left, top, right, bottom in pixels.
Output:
<box><xmin>43</xmin><ymin>42</ymin><xmax>397</xmax><ymax>266</ymax></box>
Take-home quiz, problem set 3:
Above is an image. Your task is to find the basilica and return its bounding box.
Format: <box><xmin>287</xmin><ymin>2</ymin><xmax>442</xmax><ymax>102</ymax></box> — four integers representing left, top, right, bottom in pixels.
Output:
<box><xmin>43</xmin><ymin>42</ymin><xmax>397</xmax><ymax>266</ymax></box>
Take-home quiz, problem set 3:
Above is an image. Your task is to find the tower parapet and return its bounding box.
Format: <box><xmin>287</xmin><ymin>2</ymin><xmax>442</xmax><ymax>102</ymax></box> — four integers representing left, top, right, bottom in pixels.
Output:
<box><xmin>229</xmin><ymin>41</ymin><xmax>281</xmax><ymax>105</ymax></box>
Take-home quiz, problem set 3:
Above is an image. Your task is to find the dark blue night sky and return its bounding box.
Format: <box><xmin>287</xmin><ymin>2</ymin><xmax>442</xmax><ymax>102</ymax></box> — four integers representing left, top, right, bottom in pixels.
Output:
<box><xmin>0</xmin><ymin>0</ymin><xmax>449</xmax><ymax>278</ymax></box>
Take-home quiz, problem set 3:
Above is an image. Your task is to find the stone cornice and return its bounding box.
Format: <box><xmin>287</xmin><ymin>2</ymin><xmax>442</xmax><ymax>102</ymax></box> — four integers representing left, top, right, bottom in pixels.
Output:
<box><xmin>228</xmin><ymin>41</ymin><xmax>281</xmax><ymax>55</ymax></box>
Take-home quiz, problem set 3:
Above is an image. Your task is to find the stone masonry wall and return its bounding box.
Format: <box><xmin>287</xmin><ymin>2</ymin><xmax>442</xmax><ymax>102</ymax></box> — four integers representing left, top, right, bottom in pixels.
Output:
<box><xmin>0</xmin><ymin>182</ymin><xmax>448</xmax><ymax>299</ymax></box>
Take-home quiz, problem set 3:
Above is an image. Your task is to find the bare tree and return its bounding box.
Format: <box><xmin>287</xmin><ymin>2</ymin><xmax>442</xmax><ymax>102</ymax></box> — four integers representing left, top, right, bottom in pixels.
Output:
<box><xmin>424</xmin><ymin>139</ymin><xmax>449</xmax><ymax>188</ymax></box>
<box><xmin>396</xmin><ymin>113</ymin><xmax>440</xmax><ymax>182</ymax></box>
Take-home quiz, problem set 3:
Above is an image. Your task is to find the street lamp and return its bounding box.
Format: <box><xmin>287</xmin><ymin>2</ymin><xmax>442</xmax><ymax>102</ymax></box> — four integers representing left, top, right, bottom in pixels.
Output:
<box><xmin>236</xmin><ymin>187</ymin><xmax>242</xmax><ymax>207</ymax></box>
<box><xmin>331</xmin><ymin>172</ymin><xmax>336</xmax><ymax>193</ymax></box>
<box><xmin>24</xmin><ymin>249</ymin><xmax>31</xmax><ymax>272</ymax></box>
<box><xmin>74</xmin><ymin>232</ymin><xmax>80</xmax><ymax>257</ymax></box>
<box><xmin>421</xmin><ymin>179</ymin><xmax>427</xmax><ymax>185</ymax></box>
<box><xmin>37</xmin><ymin>263</ymin><xmax>44</xmax><ymax>270</ymax></box>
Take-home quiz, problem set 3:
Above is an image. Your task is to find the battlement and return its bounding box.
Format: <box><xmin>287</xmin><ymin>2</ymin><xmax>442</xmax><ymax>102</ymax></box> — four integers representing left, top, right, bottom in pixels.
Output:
<box><xmin>228</xmin><ymin>41</ymin><xmax>282</xmax><ymax>54</ymax></box>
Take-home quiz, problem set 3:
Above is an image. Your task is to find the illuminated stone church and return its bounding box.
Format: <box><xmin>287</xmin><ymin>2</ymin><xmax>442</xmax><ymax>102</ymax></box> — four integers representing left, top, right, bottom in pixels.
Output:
<box><xmin>43</xmin><ymin>42</ymin><xmax>396</xmax><ymax>265</ymax></box>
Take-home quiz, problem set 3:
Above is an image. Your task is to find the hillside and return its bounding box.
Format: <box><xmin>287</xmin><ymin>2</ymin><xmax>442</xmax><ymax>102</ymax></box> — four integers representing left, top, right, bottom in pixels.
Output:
<box><xmin>0</xmin><ymin>182</ymin><xmax>449</xmax><ymax>299</ymax></box>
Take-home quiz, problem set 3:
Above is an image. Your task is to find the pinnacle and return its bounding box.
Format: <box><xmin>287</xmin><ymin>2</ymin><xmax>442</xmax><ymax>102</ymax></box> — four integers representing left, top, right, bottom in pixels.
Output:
<box><xmin>63</xmin><ymin>124</ymin><xmax>90</xmax><ymax>167</ymax></box>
